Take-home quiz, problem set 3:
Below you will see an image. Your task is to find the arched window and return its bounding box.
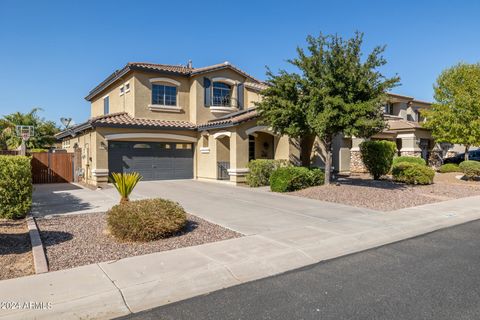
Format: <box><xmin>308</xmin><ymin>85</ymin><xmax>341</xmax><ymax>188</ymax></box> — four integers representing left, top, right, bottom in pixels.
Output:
<box><xmin>212</xmin><ymin>82</ymin><xmax>231</xmax><ymax>106</ymax></box>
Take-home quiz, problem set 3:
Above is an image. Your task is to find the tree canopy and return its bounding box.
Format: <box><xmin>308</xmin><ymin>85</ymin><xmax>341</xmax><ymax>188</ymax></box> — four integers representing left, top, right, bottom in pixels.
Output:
<box><xmin>423</xmin><ymin>63</ymin><xmax>480</xmax><ymax>160</ymax></box>
<box><xmin>256</xmin><ymin>32</ymin><xmax>400</xmax><ymax>184</ymax></box>
<box><xmin>0</xmin><ymin>108</ymin><xmax>60</xmax><ymax>150</ymax></box>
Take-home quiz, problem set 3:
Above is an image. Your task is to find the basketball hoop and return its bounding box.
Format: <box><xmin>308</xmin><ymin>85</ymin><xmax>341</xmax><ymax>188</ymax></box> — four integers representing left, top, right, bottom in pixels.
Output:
<box><xmin>15</xmin><ymin>125</ymin><xmax>34</xmax><ymax>141</ymax></box>
<box><xmin>21</xmin><ymin>132</ymin><xmax>30</xmax><ymax>141</ymax></box>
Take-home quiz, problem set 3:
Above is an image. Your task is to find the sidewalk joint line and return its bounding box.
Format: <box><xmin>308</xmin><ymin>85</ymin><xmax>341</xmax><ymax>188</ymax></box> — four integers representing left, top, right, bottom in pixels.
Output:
<box><xmin>97</xmin><ymin>263</ymin><xmax>133</xmax><ymax>314</ymax></box>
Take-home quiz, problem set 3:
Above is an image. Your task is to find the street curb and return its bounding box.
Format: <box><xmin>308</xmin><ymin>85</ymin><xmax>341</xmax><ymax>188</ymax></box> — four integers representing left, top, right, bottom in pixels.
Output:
<box><xmin>26</xmin><ymin>215</ymin><xmax>49</xmax><ymax>274</ymax></box>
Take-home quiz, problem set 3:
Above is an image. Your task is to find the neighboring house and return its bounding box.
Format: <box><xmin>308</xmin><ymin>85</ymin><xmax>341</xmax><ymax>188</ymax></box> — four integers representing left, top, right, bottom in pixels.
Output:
<box><xmin>57</xmin><ymin>61</ymin><xmax>444</xmax><ymax>186</ymax></box>
<box><xmin>57</xmin><ymin>61</ymin><xmax>298</xmax><ymax>186</ymax></box>
<box><xmin>321</xmin><ymin>93</ymin><xmax>440</xmax><ymax>174</ymax></box>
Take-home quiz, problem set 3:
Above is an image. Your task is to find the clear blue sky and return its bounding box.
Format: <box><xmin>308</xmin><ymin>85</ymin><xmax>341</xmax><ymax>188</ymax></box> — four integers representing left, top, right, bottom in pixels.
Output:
<box><xmin>1</xmin><ymin>0</ymin><xmax>479</xmax><ymax>126</ymax></box>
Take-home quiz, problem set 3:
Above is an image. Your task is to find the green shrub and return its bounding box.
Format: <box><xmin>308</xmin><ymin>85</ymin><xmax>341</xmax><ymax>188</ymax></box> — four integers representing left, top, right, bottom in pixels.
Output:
<box><xmin>246</xmin><ymin>159</ymin><xmax>290</xmax><ymax>187</ymax></box>
<box><xmin>107</xmin><ymin>198</ymin><xmax>187</xmax><ymax>242</ymax></box>
<box><xmin>392</xmin><ymin>162</ymin><xmax>435</xmax><ymax>185</ymax></box>
<box><xmin>459</xmin><ymin>160</ymin><xmax>480</xmax><ymax>180</ymax></box>
<box><xmin>439</xmin><ymin>163</ymin><xmax>461</xmax><ymax>173</ymax></box>
<box><xmin>270</xmin><ymin>166</ymin><xmax>324</xmax><ymax>192</ymax></box>
<box><xmin>360</xmin><ymin>140</ymin><xmax>397</xmax><ymax>179</ymax></box>
<box><xmin>110</xmin><ymin>172</ymin><xmax>142</xmax><ymax>203</ymax></box>
<box><xmin>28</xmin><ymin>148</ymin><xmax>48</xmax><ymax>153</ymax></box>
<box><xmin>0</xmin><ymin>156</ymin><xmax>32</xmax><ymax>219</ymax></box>
<box><xmin>392</xmin><ymin>156</ymin><xmax>426</xmax><ymax>166</ymax></box>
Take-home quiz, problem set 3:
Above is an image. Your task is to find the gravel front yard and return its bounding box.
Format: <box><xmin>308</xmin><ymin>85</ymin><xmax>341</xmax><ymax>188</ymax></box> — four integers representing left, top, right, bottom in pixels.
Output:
<box><xmin>0</xmin><ymin>219</ymin><xmax>34</xmax><ymax>280</ymax></box>
<box><xmin>292</xmin><ymin>173</ymin><xmax>480</xmax><ymax>211</ymax></box>
<box><xmin>36</xmin><ymin>213</ymin><xmax>241</xmax><ymax>271</ymax></box>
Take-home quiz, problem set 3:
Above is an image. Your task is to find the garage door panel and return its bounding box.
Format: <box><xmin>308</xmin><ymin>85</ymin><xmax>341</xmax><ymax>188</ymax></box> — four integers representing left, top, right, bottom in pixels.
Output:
<box><xmin>108</xmin><ymin>141</ymin><xmax>193</xmax><ymax>181</ymax></box>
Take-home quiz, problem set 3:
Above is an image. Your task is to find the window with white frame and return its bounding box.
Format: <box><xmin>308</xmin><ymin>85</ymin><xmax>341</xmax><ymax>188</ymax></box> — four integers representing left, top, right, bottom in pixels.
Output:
<box><xmin>152</xmin><ymin>84</ymin><xmax>177</xmax><ymax>106</ymax></box>
<box><xmin>125</xmin><ymin>82</ymin><xmax>130</xmax><ymax>92</ymax></box>
<box><xmin>212</xmin><ymin>82</ymin><xmax>231</xmax><ymax>106</ymax></box>
<box><xmin>103</xmin><ymin>96</ymin><xmax>109</xmax><ymax>114</ymax></box>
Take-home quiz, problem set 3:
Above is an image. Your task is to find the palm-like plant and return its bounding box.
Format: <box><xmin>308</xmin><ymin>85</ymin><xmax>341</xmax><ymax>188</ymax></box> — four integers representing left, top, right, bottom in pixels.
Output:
<box><xmin>110</xmin><ymin>172</ymin><xmax>142</xmax><ymax>204</ymax></box>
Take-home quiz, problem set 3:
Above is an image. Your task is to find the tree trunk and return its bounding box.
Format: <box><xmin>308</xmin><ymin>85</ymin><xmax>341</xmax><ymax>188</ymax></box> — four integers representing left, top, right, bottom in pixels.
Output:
<box><xmin>120</xmin><ymin>197</ymin><xmax>129</xmax><ymax>204</ymax></box>
<box><xmin>323</xmin><ymin>138</ymin><xmax>332</xmax><ymax>185</ymax></box>
<box><xmin>465</xmin><ymin>145</ymin><xmax>470</xmax><ymax>161</ymax></box>
<box><xmin>300</xmin><ymin>134</ymin><xmax>316</xmax><ymax>167</ymax></box>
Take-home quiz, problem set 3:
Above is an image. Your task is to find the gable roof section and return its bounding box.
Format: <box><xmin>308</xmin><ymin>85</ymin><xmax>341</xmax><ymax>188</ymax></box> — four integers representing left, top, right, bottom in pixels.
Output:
<box><xmin>56</xmin><ymin>112</ymin><xmax>196</xmax><ymax>139</ymax></box>
<box><xmin>85</xmin><ymin>61</ymin><xmax>264</xmax><ymax>101</ymax></box>
<box><xmin>197</xmin><ymin>108</ymin><xmax>259</xmax><ymax>130</ymax></box>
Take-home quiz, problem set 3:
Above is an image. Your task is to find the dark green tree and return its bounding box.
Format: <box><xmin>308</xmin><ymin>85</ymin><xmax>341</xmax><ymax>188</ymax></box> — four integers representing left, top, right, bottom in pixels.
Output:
<box><xmin>0</xmin><ymin>108</ymin><xmax>60</xmax><ymax>150</ymax></box>
<box><xmin>257</xmin><ymin>32</ymin><xmax>399</xmax><ymax>184</ymax></box>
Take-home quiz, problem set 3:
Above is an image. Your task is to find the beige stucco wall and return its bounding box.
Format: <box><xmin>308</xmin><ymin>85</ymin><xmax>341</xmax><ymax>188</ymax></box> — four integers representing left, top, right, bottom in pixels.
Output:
<box><xmin>133</xmin><ymin>71</ymin><xmax>191</xmax><ymax>121</ymax></box>
<box><xmin>90</xmin><ymin>75</ymin><xmax>135</xmax><ymax>117</ymax></box>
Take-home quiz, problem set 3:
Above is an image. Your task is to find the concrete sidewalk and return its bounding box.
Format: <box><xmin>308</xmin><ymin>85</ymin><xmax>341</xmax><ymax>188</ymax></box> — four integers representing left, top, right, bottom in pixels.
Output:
<box><xmin>3</xmin><ymin>182</ymin><xmax>480</xmax><ymax>319</ymax></box>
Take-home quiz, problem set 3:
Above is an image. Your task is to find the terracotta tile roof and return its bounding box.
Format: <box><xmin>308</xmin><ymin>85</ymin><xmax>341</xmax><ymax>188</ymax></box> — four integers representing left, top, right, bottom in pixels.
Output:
<box><xmin>198</xmin><ymin>108</ymin><xmax>258</xmax><ymax>129</ymax></box>
<box><xmin>55</xmin><ymin>112</ymin><xmax>195</xmax><ymax>139</ymax></box>
<box><xmin>86</xmin><ymin>61</ymin><xmax>265</xmax><ymax>101</ymax></box>
<box><xmin>386</xmin><ymin>118</ymin><xmax>424</xmax><ymax>131</ymax></box>
<box><xmin>92</xmin><ymin>112</ymin><xmax>196</xmax><ymax>129</ymax></box>
<box><xmin>128</xmin><ymin>62</ymin><xmax>192</xmax><ymax>74</ymax></box>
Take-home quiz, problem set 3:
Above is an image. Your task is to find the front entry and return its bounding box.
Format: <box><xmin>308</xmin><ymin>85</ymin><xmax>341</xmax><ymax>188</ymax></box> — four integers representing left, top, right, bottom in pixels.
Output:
<box><xmin>108</xmin><ymin>141</ymin><xmax>193</xmax><ymax>181</ymax></box>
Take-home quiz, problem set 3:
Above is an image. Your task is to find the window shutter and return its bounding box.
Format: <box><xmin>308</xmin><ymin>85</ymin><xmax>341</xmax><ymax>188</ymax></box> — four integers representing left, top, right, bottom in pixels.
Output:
<box><xmin>204</xmin><ymin>77</ymin><xmax>211</xmax><ymax>107</ymax></box>
<box><xmin>237</xmin><ymin>83</ymin><xmax>244</xmax><ymax>110</ymax></box>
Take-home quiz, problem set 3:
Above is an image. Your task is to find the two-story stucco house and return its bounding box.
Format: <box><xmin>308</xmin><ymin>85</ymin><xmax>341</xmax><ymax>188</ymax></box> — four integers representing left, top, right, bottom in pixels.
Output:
<box><xmin>57</xmin><ymin>61</ymin><xmax>301</xmax><ymax>186</ymax></box>
<box><xmin>57</xmin><ymin>61</ymin><xmax>439</xmax><ymax>187</ymax></box>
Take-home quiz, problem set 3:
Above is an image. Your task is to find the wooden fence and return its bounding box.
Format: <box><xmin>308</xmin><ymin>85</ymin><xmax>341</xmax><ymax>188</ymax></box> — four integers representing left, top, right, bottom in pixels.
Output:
<box><xmin>31</xmin><ymin>152</ymin><xmax>74</xmax><ymax>183</ymax></box>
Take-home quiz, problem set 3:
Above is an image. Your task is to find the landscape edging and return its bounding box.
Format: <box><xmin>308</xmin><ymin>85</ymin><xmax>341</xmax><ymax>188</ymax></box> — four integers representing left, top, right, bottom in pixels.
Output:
<box><xmin>26</xmin><ymin>215</ymin><xmax>48</xmax><ymax>274</ymax></box>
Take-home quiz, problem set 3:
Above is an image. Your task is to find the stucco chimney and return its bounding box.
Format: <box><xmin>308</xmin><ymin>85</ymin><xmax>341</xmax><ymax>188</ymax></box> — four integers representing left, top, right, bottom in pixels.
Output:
<box><xmin>187</xmin><ymin>60</ymin><xmax>193</xmax><ymax>68</ymax></box>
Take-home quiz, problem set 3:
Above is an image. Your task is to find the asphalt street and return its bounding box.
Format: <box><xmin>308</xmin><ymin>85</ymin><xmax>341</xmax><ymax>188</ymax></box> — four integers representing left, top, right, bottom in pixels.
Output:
<box><xmin>120</xmin><ymin>220</ymin><xmax>480</xmax><ymax>320</ymax></box>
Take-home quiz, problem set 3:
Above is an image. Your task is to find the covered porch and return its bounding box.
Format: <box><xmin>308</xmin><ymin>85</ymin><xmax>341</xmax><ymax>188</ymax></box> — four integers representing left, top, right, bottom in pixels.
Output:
<box><xmin>196</xmin><ymin>109</ymin><xmax>298</xmax><ymax>184</ymax></box>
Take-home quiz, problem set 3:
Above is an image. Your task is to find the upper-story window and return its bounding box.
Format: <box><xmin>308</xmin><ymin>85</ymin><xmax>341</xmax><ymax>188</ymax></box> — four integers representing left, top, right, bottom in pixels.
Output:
<box><xmin>212</xmin><ymin>82</ymin><xmax>231</xmax><ymax>106</ymax></box>
<box><xmin>152</xmin><ymin>84</ymin><xmax>177</xmax><ymax>106</ymax></box>
<box><xmin>383</xmin><ymin>103</ymin><xmax>393</xmax><ymax>115</ymax></box>
<box><xmin>103</xmin><ymin>96</ymin><xmax>109</xmax><ymax>115</ymax></box>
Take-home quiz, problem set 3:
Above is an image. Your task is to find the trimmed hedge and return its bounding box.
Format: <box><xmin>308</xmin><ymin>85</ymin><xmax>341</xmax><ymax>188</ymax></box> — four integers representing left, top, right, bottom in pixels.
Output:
<box><xmin>246</xmin><ymin>159</ymin><xmax>290</xmax><ymax>187</ymax></box>
<box><xmin>270</xmin><ymin>166</ymin><xmax>324</xmax><ymax>192</ymax></box>
<box><xmin>107</xmin><ymin>198</ymin><xmax>187</xmax><ymax>242</ymax></box>
<box><xmin>360</xmin><ymin>140</ymin><xmax>397</xmax><ymax>179</ymax></box>
<box><xmin>392</xmin><ymin>156</ymin><xmax>426</xmax><ymax>167</ymax></box>
<box><xmin>438</xmin><ymin>163</ymin><xmax>461</xmax><ymax>173</ymax></box>
<box><xmin>459</xmin><ymin>160</ymin><xmax>480</xmax><ymax>180</ymax></box>
<box><xmin>392</xmin><ymin>162</ymin><xmax>435</xmax><ymax>185</ymax></box>
<box><xmin>0</xmin><ymin>156</ymin><xmax>32</xmax><ymax>219</ymax></box>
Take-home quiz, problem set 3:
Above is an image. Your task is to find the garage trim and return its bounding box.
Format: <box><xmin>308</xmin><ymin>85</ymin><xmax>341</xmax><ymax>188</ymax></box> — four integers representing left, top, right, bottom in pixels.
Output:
<box><xmin>104</xmin><ymin>133</ymin><xmax>197</xmax><ymax>142</ymax></box>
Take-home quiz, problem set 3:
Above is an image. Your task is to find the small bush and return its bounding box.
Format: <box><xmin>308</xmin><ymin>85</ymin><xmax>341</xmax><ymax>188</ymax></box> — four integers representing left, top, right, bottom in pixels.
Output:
<box><xmin>439</xmin><ymin>163</ymin><xmax>461</xmax><ymax>173</ymax></box>
<box><xmin>0</xmin><ymin>156</ymin><xmax>32</xmax><ymax>219</ymax></box>
<box><xmin>392</xmin><ymin>162</ymin><xmax>435</xmax><ymax>185</ymax></box>
<box><xmin>28</xmin><ymin>148</ymin><xmax>48</xmax><ymax>153</ymax></box>
<box><xmin>107</xmin><ymin>198</ymin><xmax>187</xmax><ymax>242</ymax></box>
<box><xmin>459</xmin><ymin>160</ymin><xmax>480</xmax><ymax>180</ymax></box>
<box><xmin>392</xmin><ymin>156</ymin><xmax>426</xmax><ymax>167</ymax></box>
<box><xmin>360</xmin><ymin>140</ymin><xmax>397</xmax><ymax>179</ymax></box>
<box><xmin>246</xmin><ymin>159</ymin><xmax>290</xmax><ymax>187</ymax></box>
<box><xmin>270</xmin><ymin>166</ymin><xmax>324</xmax><ymax>192</ymax></box>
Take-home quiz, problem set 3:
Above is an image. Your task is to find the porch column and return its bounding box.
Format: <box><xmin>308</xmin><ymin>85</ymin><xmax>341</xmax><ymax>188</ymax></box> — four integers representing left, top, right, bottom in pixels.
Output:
<box><xmin>228</xmin><ymin>131</ymin><xmax>249</xmax><ymax>183</ymax></box>
<box><xmin>350</xmin><ymin>137</ymin><xmax>368</xmax><ymax>173</ymax></box>
<box><xmin>398</xmin><ymin>133</ymin><xmax>421</xmax><ymax>157</ymax></box>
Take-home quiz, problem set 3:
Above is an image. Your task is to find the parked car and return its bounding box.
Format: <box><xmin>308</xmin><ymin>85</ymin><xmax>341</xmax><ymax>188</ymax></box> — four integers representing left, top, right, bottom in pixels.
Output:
<box><xmin>443</xmin><ymin>149</ymin><xmax>480</xmax><ymax>164</ymax></box>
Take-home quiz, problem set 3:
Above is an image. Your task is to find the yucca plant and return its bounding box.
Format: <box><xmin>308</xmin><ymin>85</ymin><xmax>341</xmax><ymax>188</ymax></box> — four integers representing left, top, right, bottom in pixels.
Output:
<box><xmin>110</xmin><ymin>172</ymin><xmax>142</xmax><ymax>204</ymax></box>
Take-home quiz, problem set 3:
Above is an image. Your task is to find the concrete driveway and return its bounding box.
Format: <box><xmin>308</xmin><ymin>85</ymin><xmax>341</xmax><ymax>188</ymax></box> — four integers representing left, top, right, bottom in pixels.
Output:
<box><xmin>16</xmin><ymin>180</ymin><xmax>480</xmax><ymax>319</ymax></box>
<box><xmin>32</xmin><ymin>180</ymin><xmax>383</xmax><ymax>235</ymax></box>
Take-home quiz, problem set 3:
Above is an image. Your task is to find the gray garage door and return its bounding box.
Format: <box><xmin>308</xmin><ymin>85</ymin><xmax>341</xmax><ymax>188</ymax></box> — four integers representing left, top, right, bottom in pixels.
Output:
<box><xmin>108</xmin><ymin>141</ymin><xmax>193</xmax><ymax>181</ymax></box>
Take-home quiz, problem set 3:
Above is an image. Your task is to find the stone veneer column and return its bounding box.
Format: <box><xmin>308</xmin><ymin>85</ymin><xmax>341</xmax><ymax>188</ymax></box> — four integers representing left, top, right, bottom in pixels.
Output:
<box><xmin>350</xmin><ymin>137</ymin><xmax>368</xmax><ymax>173</ymax></box>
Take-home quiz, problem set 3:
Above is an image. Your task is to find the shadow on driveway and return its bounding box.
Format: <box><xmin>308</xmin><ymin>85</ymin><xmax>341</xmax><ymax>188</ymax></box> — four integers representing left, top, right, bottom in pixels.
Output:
<box><xmin>31</xmin><ymin>183</ymin><xmax>107</xmax><ymax>217</ymax></box>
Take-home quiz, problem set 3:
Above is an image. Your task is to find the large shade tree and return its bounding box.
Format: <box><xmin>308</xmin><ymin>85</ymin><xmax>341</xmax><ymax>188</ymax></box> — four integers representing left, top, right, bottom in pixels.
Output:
<box><xmin>256</xmin><ymin>32</ymin><xmax>399</xmax><ymax>184</ymax></box>
<box><xmin>0</xmin><ymin>108</ymin><xmax>60</xmax><ymax>150</ymax></box>
<box><xmin>423</xmin><ymin>63</ymin><xmax>480</xmax><ymax>160</ymax></box>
